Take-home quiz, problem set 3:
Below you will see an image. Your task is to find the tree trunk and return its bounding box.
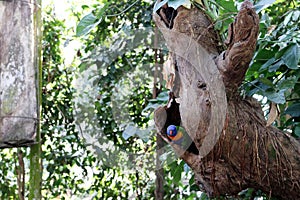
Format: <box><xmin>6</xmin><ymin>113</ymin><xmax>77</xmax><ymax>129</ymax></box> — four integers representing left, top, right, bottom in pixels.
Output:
<box><xmin>154</xmin><ymin>26</ymin><xmax>165</xmax><ymax>200</ymax></box>
<box><xmin>153</xmin><ymin>1</ymin><xmax>300</xmax><ymax>199</ymax></box>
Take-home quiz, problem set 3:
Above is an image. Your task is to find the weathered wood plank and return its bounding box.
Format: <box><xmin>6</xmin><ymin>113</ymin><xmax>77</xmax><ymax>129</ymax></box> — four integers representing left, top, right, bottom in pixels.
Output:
<box><xmin>0</xmin><ymin>0</ymin><xmax>38</xmax><ymax>148</ymax></box>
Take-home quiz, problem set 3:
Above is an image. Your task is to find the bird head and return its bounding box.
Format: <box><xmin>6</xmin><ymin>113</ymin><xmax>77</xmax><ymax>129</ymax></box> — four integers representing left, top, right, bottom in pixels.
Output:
<box><xmin>167</xmin><ymin>125</ymin><xmax>177</xmax><ymax>137</ymax></box>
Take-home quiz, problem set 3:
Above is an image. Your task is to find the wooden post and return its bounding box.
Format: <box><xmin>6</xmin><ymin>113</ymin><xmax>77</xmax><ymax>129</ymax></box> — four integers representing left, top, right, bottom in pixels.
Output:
<box><xmin>29</xmin><ymin>0</ymin><xmax>42</xmax><ymax>199</ymax></box>
<box><xmin>0</xmin><ymin>0</ymin><xmax>42</xmax><ymax>198</ymax></box>
<box><xmin>0</xmin><ymin>0</ymin><xmax>40</xmax><ymax>147</ymax></box>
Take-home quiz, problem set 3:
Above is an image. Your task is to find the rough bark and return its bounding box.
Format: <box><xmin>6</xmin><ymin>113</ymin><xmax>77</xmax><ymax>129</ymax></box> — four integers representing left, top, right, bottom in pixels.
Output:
<box><xmin>0</xmin><ymin>0</ymin><xmax>39</xmax><ymax>147</ymax></box>
<box><xmin>153</xmin><ymin>1</ymin><xmax>300</xmax><ymax>199</ymax></box>
<box><xmin>154</xmin><ymin>27</ymin><xmax>165</xmax><ymax>200</ymax></box>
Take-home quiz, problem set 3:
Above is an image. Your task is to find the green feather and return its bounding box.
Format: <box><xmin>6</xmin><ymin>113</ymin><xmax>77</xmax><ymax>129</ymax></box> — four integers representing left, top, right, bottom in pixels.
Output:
<box><xmin>175</xmin><ymin>126</ymin><xmax>193</xmax><ymax>151</ymax></box>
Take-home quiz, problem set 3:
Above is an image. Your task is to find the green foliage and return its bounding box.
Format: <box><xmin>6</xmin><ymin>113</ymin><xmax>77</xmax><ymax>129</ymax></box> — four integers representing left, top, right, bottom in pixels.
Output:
<box><xmin>0</xmin><ymin>148</ymin><xmax>27</xmax><ymax>198</ymax></box>
<box><xmin>73</xmin><ymin>0</ymin><xmax>203</xmax><ymax>198</ymax></box>
<box><xmin>41</xmin><ymin>9</ymin><xmax>96</xmax><ymax>198</ymax></box>
<box><xmin>72</xmin><ymin>0</ymin><xmax>162</xmax><ymax>199</ymax></box>
<box><xmin>1</xmin><ymin>0</ymin><xmax>299</xmax><ymax>199</ymax></box>
<box><xmin>43</xmin><ymin>0</ymin><xmax>299</xmax><ymax>198</ymax></box>
<box><xmin>244</xmin><ymin>0</ymin><xmax>300</xmax><ymax>137</ymax></box>
<box><xmin>76</xmin><ymin>2</ymin><xmax>110</xmax><ymax>37</ymax></box>
<box><xmin>154</xmin><ymin>0</ymin><xmax>192</xmax><ymax>12</ymax></box>
<box><xmin>76</xmin><ymin>12</ymin><xmax>99</xmax><ymax>37</ymax></box>
<box><xmin>254</xmin><ymin>0</ymin><xmax>276</xmax><ymax>13</ymax></box>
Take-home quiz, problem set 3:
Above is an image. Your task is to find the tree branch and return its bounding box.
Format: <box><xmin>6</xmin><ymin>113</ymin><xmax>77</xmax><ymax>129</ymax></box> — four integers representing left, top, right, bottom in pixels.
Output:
<box><xmin>215</xmin><ymin>0</ymin><xmax>259</xmax><ymax>92</ymax></box>
<box><xmin>153</xmin><ymin>0</ymin><xmax>300</xmax><ymax>199</ymax></box>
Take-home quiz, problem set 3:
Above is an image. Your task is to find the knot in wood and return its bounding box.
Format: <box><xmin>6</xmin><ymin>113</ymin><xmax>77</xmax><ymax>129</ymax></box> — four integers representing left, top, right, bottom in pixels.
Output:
<box><xmin>205</xmin><ymin>98</ymin><xmax>211</xmax><ymax>106</ymax></box>
<box><xmin>197</xmin><ymin>80</ymin><xmax>207</xmax><ymax>90</ymax></box>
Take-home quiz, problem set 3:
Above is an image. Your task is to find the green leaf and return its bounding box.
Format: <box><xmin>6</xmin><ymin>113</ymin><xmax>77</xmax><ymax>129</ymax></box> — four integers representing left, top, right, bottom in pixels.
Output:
<box><xmin>200</xmin><ymin>192</ymin><xmax>209</xmax><ymax>200</ymax></box>
<box><xmin>76</xmin><ymin>13</ymin><xmax>98</xmax><ymax>37</ymax></box>
<box><xmin>142</xmin><ymin>102</ymin><xmax>161</xmax><ymax>112</ymax></box>
<box><xmin>135</xmin><ymin>129</ymin><xmax>151</xmax><ymax>142</ymax></box>
<box><xmin>122</xmin><ymin>124</ymin><xmax>137</xmax><ymax>140</ymax></box>
<box><xmin>214</xmin><ymin>20</ymin><xmax>222</xmax><ymax>30</ymax></box>
<box><xmin>168</xmin><ymin>0</ymin><xmax>191</xmax><ymax>10</ymax></box>
<box><xmin>261</xmin><ymin>57</ymin><xmax>276</xmax><ymax>70</ymax></box>
<box><xmin>265</xmin><ymin>89</ymin><xmax>286</xmax><ymax>104</ymax></box>
<box><xmin>189</xmin><ymin>174</ymin><xmax>195</xmax><ymax>185</ymax></box>
<box><xmin>294</xmin><ymin>125</ymin><xmax>300</xmax><ymax>138</ymax></box>
<box><xmin>282</xmin><ymin>44</ymin><xmax>300</xmax><ymax>69</ymax></box>
<box><xmin>292</xmin><ymin>10</ymin><xmax>300</xmax><ymax>21</ymax></box>
<box><xmin>159</xmin><ymin>151</ymin><xmax>173</xmax><ymax>163</ymax></box>
<box><xmin>81</xmin><ymin>5</ymin><xmax>89</xmax><ymax>10</ymax></box>
<box><xmin>76</xmin><ymin>3</ymin><xmax>109</xmax><ymax>37</ymax></box>
<box><xmin>172</xmin><ymin>162</ymin><xmax>183</xmax><ymax>183</ymax></box>
<box><xmin>275</xmin><ymin>46</ymin><xmax>289</xmax><ymax>59</ymax></box>
<box><xmin>284</xmin><ymin>103</ymin><xmax>300</xmax><ymax>117</ymax></box>
<box><xmin>256</xmin><ymin>46</ymin><xmax>278</xmax><ymax>60</ymax></box>
<box><xmin>156</xmin><ymin>91</ymin><xmax>169</xmax><ymax>101</ymax></box>
<box><xmin>278</xmin><ymin>76</ymin><xmax>297</xmax><ymax>91</ymax></box>
<box><xmin>269</xmin><ymin>60</ymin><xmax>284</xmax><ymax>72</ymax></box>
<box><xmin>219</xmin><ymin>0</ymin><xmax>237</xmax><ymax>12</ymax></box>
<box><xmin>283</xmin><ymin>11</ymin><xmax>293</xmax><ymax>26</ymax></box>
<box><xmin>254</xmin><ymin>0</ymin><xmax>276</xmax><ymax>13</ymax></box>
<box><xmin>258</xmin><ymin>77</ymin><xmax>273</xmax><ymax>87</ymax></box>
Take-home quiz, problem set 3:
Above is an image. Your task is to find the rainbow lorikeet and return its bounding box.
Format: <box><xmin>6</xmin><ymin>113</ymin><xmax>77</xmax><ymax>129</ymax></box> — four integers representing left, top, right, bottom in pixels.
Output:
<box><xmin>166</xmin><ymin>125</ymin><xmax>199</xmax><ymax>154</ymax></box>
<box><xmin>167</xmin><ymin>125</ymin><xmax>184</xmax><ymax>144</ymax></box>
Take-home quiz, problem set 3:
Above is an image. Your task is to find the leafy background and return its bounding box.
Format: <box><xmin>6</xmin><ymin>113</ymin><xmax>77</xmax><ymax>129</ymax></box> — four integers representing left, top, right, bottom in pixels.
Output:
<box><xmin>0</xmin><ymin>0</ymin><xmax>299</xmax><ymax>199</ymax></box>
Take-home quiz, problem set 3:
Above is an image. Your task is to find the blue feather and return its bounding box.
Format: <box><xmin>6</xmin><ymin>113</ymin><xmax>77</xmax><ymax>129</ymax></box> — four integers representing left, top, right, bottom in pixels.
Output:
<box><xmin>167</xmin><ymin>125</ymin><xmax>183</xmax><ymax>144</ymax></box>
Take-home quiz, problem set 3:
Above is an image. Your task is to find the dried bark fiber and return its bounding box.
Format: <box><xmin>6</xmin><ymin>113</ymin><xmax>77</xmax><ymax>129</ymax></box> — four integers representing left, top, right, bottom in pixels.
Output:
<box><xmin>154</xmin><ymin>1</ymin><xmax>300</xmax><ymax>199</ymax></box>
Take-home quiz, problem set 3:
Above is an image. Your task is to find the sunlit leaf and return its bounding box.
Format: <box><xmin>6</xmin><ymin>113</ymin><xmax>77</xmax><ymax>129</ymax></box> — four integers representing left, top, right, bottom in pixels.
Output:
<box><xmin>76</xmin><ymin>3</ymin><xmax>109</xmax><ymax>37</ymax></box>
<box><xmin>283</xmin><ymin>11</ymin><xmax>293</xmax><ymax>26</ymax></box>
<box><xmin>153</xmin><ymin>0</ymin><xmax>168</xmax><ymax>13</ymax></box>
<box><xmin>254</xmin><ymin>0</ymin><xmax>276</xmax><ymax>13</ymax></box>
<box><xmin>81</xmin><ymin>5</ymin><xmax>89</xmax><ymax>10</ymax></box>
<box><xmin>76</xmin><ymin>13</ymin><xmax>98</xmax><ymax>37</ymax></box>
<box><xmin>135</xmin><ymin>129</ymin><xmax>151</xmax><ymax>142</ymax></box>
<box><xmin>122</xmin><ymin>124</ymin><xmax>137</xmax><ymax>140</ymax></box>
<box><xmin>292</xmin><ymin>10</ymin><xmax>300</xmax><ymax>21</ymax></box>
<box><xmin>219</xmin><ymin>0</ymin><xmax>237</xmax><ymax>12</ymax></box>
<box><xmin>168</xmin><ymin>0</ymin><xmax>192</xmax><ymax>10</ymax></box>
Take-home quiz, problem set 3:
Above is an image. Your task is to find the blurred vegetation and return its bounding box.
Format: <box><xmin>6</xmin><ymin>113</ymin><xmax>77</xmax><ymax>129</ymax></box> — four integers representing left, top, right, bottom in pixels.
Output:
<box><xmin>0</xmin><ymin>0</ymin><xmax>299</xmax><ymax>199</ymax></box>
